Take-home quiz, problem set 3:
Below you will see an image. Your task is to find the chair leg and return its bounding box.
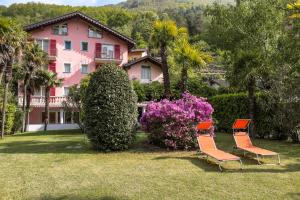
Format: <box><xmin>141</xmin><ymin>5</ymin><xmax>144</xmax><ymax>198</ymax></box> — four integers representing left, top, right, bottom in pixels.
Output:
<box><xmin>239</xmin><ymin>159</ymin><xmax>243</xmax><ymax>170</ymax></box>
<box><xmin>256</xmin><ymin>154</ymin><xmax>262</xmax><ymax>165</ymax></box>
<box><xmin>218</xmin><ymin>162</ymin><xmax>223</xmax><ymax>172</ymax></box>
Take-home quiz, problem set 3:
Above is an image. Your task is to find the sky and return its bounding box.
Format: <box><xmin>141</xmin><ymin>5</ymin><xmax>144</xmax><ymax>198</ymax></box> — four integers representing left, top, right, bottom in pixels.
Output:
<box><xmin>1</xmin><ymin>0</ymin><xmax>125</xmax><ymax>6</ymax></box>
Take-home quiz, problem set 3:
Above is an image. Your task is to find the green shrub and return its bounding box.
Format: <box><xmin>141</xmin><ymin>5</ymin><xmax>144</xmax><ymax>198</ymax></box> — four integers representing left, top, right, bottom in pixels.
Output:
<box><xmin>0</xmin><ymin>103</ymin><xmax>17</xmax><ymax>135</ymax></box>
<box><xmin>132</xmin><ymin>80</ymin><xmax>146</xmax><ymax>102</ymax></box>
<box><xmin>132</xmin><ymin>81</ymin><xmax>164</xmax><ymax>102</ymax></box>
<box><xmin>187</xmin><ymin>78</ymin><xmax>219</xmax><ymax>98</ymax></box>
<box><xmin>83</xmin><ymin>64</ymin><xmax>138</xmax><ymax>151</ymax></box>
<box><xmin>11</xmin><ymin>108</ymin><xmax>22</xmax><ymax>134</ymax></box>
<box><xmin>210</xmin><ymin>93</ymin><xmax>299</xmax><ymax>140</ymax></box>
<box><xmin>144</xmin><ymin>81</ymin><xmax>164</xmax><ymax>101</ymax></box>
<box><xmin>209</xmin><ymin>93</ymin><xmax>249</xmax><ymax>133</ymax></box>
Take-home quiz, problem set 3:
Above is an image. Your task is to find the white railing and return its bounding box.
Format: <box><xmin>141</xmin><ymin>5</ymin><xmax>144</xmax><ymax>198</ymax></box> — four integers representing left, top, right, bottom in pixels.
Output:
<box><xmin>18</xmin><ymin>96</ymin><xmax>67</xmax><ymax>107</ymax></box>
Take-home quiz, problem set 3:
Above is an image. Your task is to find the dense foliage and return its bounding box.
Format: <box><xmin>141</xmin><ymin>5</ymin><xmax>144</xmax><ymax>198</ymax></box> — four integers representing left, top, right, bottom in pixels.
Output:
<box><xmin>141</xmin><ymin>93</ymin><xmax>213</xmax><ymax>149</ymax></box>
<box><xmin>133</xmin><ymin>78</ymin><xmax>222</xmax><ymax>102</ymax></box>
<box><xmin>62</xmin><ymin>75</ymin><xmax>90</xmax><ymax>132</ymax></box>
<box><xmin>83</xmin><ymin>64</ymin><xmax>137</xmax><ymax>151</ymax></box>
<box><xmin>0</xmin><ymin>103</ymin><xmax>17</xmax><ymax>134</ymax></box>
<box><xmin>210</xmin><ymin>93</ymin><xmax>300</xmax><ymax>140</ymax></box>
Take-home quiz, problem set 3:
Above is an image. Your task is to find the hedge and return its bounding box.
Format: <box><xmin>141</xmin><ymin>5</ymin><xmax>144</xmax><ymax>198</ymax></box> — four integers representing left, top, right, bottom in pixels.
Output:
<box><xmin>209</xmin><ymin>93</ymin><xmax>249</xmax><ymax>133</ymax></box>
<box><xmin>209</xmin><ymin>93</ymin><xmax>300</xmax><ymax>140</ymax></box>
<box><xmin>132</xmin><ymin>78</ymin><xmax>219</xmax><ymax>102</ymax></box>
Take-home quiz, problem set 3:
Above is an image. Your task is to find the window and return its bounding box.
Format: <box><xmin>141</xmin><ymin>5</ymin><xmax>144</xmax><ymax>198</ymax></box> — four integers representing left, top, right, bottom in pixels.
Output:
<box><xmin>141</xmin><ymin>66</ymin><xmax>151</xmax><ymax>82</ymax></box>
<box><xmin>42</xmin><ymin>111</ymin><xmax>59</xmax><ymax>124</ymax></box>
<box><xmin>64</xmin><ymin>112</ymin><xmax>72</xmax><ymax>124</ymax></box>
<box><xmin>36</xmin><ymin>39</ymin><xmax>49</xmax><ymax>53</ymax></box>
<box><xmin>53</xmin><ymin>23</ymin><xmax>68</xmax><ymax>35</ymax></box>
<box><xmin>64</xmin><ymin>63</ymin><xmax>71</xmax><ymax>73</ymax></box>
<box><xmin>81</xmin><ymin>42</ymin><xmax>88</xmax><ymax>51</ymax></box>
<box><xmin>49</xmin><ymin>112</ymin><xmax>56</xmax><ymax>124</ymax></box>
<box><xmin>81</xmin><ymin>64</ymin><xmax>88</xmax><ymax>74</ymax></box>
<box><xmin>88</xmin><ymin>27</ymin><xmax>102</xmax><ymax>38</ymax></box>
<box><xmin>64</xmin><ymin>41</ymin><xmax>71</xmax><ymax>50</ymax></box>
<box><xmin>34</xmin><ymin>86</ymin><xmax>45</xmax><ymax>96</ymax></box>
<box><xmin>102</xmin><ymin>44</ymin><xmax>114</xmax><ymax>59</ymax></box>
<box><xmin>73</xmin><ymin>112</ymin><xmax>80</xmax><ymax>123</ymax></box>
<box><xmin>64</xmin><ymin>87</ymin><xmax>70</xmax><ymax>96</ymax></box>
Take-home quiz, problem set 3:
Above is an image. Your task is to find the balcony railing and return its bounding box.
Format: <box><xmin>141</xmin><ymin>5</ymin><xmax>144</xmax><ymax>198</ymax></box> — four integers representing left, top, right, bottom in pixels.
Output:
<box><xmin>95</xmin><ymin>52</ymin><xmax>123</xmax><ymax>64</ymax></box>
<box><xmin>18</xmin><ymin>96</ymin><xmax>66</xmax><ymax>107</ymax></box>
<box><xmin>47</xmin><ymin>48</ymin><xmax>57</xmax><ymax>60</ymax></box>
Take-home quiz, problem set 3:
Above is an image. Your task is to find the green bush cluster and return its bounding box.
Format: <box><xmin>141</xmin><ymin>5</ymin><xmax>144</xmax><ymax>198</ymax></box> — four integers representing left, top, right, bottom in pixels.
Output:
<box><xmin>209</xmin><ymin>93</ymin><xmax>249</xmax><ymax>133</ymax></box>
<box><xmin>83</xmin><ymin>64</ymin><xmax>138</xmax><ymax>151</ymax></box>
<box><xmin>133</xmin><ymin>78</ymin><xmax>221</xmax><ymax>102</ymax></box>
<box><xmin>0</xmin><ymin>103</ymin><xmax>19</xmax><ymax>134</ymax></box>
<box><xmin>210</xmin><ymin>93</ymin><xmax>300</xmax><ymax>140</ymax></box>
<box><xmin>132</xmin><ymin>80</ymin><xmax>164</xmax><ymax>102</ymax></box>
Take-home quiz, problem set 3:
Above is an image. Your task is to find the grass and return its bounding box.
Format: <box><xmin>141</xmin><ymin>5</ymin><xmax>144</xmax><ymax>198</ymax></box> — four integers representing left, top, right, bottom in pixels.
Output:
<box><xmin>0</xmin><ymin>130</ymin><xmax>300</xmax><ymax>200</ymax></box>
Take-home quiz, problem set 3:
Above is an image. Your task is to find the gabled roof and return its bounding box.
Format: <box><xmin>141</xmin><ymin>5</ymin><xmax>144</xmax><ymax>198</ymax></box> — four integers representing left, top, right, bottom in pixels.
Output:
<box><xmin>24</xmin><ymin>11</ymin><xmax>135</xmax><ymax>48</ymax></box>
<box><xmin>123</xmin><ymin>55</ymin><xmax>162</xmax><ymax>69</ymax></box>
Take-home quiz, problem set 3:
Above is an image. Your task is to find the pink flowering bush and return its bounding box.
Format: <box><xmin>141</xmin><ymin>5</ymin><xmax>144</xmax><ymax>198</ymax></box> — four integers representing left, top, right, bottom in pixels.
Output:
<box><xmin>140</xmin><ymin>92</ymin><xmax>214</xmax><ymax>150</ymax></box>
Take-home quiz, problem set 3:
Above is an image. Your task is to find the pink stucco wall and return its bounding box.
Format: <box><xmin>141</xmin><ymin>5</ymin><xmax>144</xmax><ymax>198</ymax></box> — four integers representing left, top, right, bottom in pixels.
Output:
<box><xmin>127</xmin><ymin>60</ymin><xmax>163</xmax><ymax>82</ymax></box>
<box><xmin>28</xmin><ymin>18</ymin><xmax>129</xmax><ymax>96</ymax></box>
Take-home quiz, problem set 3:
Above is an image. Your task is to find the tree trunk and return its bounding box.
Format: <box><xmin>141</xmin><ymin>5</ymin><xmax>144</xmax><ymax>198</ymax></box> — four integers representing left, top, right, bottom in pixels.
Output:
<box><xmin>1</xmin><ymin>58</ymin><xmax>12</xmax><ymax>139</ymax></box>
<box><xmin>1</xmin><ymin>82</ymin><xmax>8</xmax><ymax>139</ymax></box>
<box><xmin>44</xmin><ymin>87</ymin><xmax>50</xmax><ymax>131</ymax></box>
<box><xmin>24</xmin><ymin>91</ymin><xmax>31</xmax><ymax>132</ymax></box>
<box><xmin>248</xmin><ymin>76</ymin><xmax>257</xmax><ymax>137</ymax></box>
<box><xmin>21</xmin><ymin>81</ymin><xmax>28</xmax><ymax>132</ymax></box>
<box><xmin>180</xmin><ymin>64</ymin><xmax>188</xmax><ymax>94</ymax></box>
<box><xmin>160</xmin><ymin>43</ymin><xmax>171</xmax><ymax>99</ymax></box>
<box><xmin>0</xmin><ymin>63</ymin><xmax>5</xmax><ymax>84</ymax></box>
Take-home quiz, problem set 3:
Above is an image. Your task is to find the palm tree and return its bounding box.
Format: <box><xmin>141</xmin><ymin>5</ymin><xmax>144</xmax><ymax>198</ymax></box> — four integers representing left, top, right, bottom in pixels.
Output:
<box><xmin>21</xmin><ymin>42</ymin><xmax>47</xmax><ymax>132</ymax></box>
<box><xmin>174</xmin><ymin>39</ymin><xmax>213</xmax><ymax>93</ymax></box>
<box><xmin>0</xmin><ymin>18</ymin><xmax>25</xmax><ymax>138</ymax></box>
<box><xmin>151</xmin><ymin>20</ymin><xmax>186</xmax><ymax>99</ymax></box>
<box><xmin>37</xmin><ymin>70</ymin><xmax>63</xmax><ymax>131</ymax></box>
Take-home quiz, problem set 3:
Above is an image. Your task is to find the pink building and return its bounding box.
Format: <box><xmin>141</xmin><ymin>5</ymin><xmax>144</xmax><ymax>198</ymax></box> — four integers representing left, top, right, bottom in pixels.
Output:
<box><xmin>124</xmin><ymin>55</ymin><xmax>163</xmax><ymax>83</ymax></box>
<box><xmin>20</xmin><ymin>11</ymin><xmax>162</xmax><ymax>131</ymax></box>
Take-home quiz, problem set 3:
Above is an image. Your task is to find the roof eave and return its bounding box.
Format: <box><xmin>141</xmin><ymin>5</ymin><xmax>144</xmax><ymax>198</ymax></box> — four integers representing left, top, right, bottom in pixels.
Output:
<box><xmin>24</xmin><ymin>11</ymin><xmax>136</xmax><ymax>47</ymax></box>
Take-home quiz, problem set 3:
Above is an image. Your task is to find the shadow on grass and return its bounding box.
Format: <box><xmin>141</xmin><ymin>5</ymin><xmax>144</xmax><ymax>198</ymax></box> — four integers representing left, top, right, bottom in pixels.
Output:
<box><xmin>0</xmin><ymin>140</ymin><xmax>93</xmax><ymax>154</ymax></box>
<box><xmin>12</xmin><ymin>129</ymin><xmax>82</xmax><ymax>137</ymax></box>
<box><xmin>153</xmin><ymin>155</ymin><xmax>300</xmax><ymax>173</ymax></box>
<box><xmin>286</xmin><ymin>193</ymin><xmax>300</xmax><ymax>200</ymax></box>
<box><xmin>35</xmin><ymin>194</ymin><xmax>129</xmax><ymax>200</ymax></box>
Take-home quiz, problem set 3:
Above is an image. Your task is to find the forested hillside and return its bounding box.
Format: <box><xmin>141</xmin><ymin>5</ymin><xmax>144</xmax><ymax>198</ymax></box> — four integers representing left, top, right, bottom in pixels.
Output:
<box><xmin>118</xmin><ymin>0</ymin><xmax>234</xmax><ymax>10</ymax></box>
<box><xmin>0</xmin><ymin>2</ymin><xmax>211</xmax><ymax>48</ymax></box>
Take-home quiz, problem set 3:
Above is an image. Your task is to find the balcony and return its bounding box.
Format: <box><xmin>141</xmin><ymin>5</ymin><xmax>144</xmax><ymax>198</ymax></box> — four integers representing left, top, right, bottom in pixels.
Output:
<box><xmin>48</xmin><ymin>48</ymin><xmax>57</xmax><ymax>61</ymax></box>
<box><xmin>94</xmin><ymin>52</ymin><xmax>123</xmax><ymax>64</ymax></box>
<box><xmin>18</xmin><ymin>96</ymin><xmax>66</xmax><ymax>108</ymax></box>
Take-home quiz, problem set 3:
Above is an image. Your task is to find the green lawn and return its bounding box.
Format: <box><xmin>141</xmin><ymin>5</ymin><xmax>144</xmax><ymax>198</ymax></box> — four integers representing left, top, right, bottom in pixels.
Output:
<box><xmin>0</xmin><ymin>131</ymin><xmax>299</xmax><ymax>200</ymax></box>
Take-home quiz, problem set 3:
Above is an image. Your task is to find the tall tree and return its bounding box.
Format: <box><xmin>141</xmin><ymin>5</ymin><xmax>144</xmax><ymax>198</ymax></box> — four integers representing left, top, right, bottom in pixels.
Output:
<box><xmin>37</xmin><ymin>70</ymin><xmax>63</xmax><ymax>131</ymax></box>
<box><xmin>205</xmin><ymin>0</ymin><xmax>285</xmax><ymax>136</ymax></box>
<box><xmin>174</xmin><ymin>38</ymin><xmax>213</xmax><ymax>93</ymax></box>
<box><xmin>151</xmin><ymin>20</ymin><xmax>186</xmax><ymax>99</ymax></box>
<box><xmin>0</xmin><ymin>18</ymin><xmax>25</xmax><ymax>138</ymax></box>
<box><xmin>21</xmin><ymin>42</ymin><xmax>47</xmax><ymax>132</ymax></box>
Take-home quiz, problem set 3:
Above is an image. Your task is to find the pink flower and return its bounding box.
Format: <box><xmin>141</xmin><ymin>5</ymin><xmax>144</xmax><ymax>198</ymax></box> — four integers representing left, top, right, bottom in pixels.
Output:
<box><xmin>140</xmin><ymin>92</ymin><xmax>214</xmax><ymax>150</ymax></box>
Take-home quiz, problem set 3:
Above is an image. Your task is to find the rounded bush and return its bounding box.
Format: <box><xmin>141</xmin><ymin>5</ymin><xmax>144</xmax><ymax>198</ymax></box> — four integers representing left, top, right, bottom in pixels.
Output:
<box><xmin>83</xmin><ymin>64</ymin><xmax>138</xmax><ymax>151</ymax></box>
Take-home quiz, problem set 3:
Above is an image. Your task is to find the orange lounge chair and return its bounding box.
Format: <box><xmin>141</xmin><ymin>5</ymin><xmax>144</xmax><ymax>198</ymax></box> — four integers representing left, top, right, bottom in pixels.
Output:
<box><xmin>232</xmin><ymin>119</ymin><xmax>280</xmax><ymax>165</ymax></box>
<box><xmin>196</xmin><ymin>121</ymin><xmax>243</xmax><ymax>171</ymax></box>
